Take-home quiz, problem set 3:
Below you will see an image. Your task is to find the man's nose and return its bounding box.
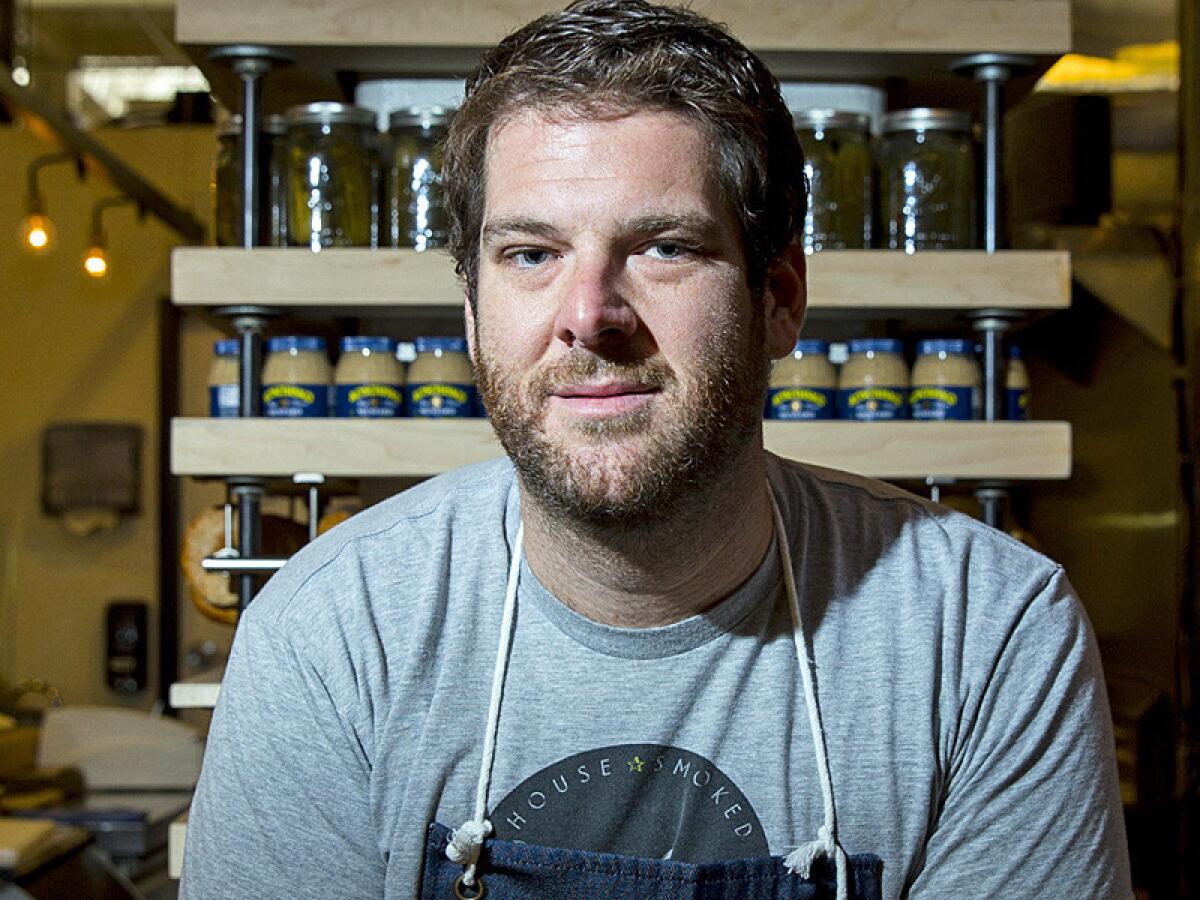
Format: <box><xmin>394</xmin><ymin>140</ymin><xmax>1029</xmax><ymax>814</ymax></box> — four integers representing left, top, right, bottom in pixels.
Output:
<box><xmin>552</xmin><ymin>254</ymin><xmax>639</xmax><ymax>350</ymax></box>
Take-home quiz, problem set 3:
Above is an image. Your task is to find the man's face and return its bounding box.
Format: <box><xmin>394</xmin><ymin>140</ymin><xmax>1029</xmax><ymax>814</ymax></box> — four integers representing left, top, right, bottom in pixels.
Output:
<box><xmin>468</xmin><ymin>108</ymin><xmax>771</xmax><ymax>526</ymax></box>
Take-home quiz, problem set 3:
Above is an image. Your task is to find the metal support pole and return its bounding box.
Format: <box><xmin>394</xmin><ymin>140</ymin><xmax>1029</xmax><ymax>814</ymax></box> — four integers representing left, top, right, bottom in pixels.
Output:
<box><xmin>230</xmin><ymin>480</ymin><xmax>264</xmax><ymax>613</ymax></box>
<box><xmin>951</xmin><ymin>53</ymin><xmax>1032</xmax><ymax>252</ymax></box>
<box><xmin>970</xmin><ymin>310</ymin><xmax>1021</xmax><ymax>529</ymax></box>
<box><xmin>1178</xmin><ymin>1</ymin><xmax>1200</xmax><ymax>893</ymax></box>
<box><xmin>208</xmin><ymin>46</ymin><xmax>293</xmax><ymax>248</ymax></box>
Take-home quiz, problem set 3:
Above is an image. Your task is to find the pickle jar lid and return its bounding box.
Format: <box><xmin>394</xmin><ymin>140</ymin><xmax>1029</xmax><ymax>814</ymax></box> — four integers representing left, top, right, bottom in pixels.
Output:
<box><xmin>285</xmin><ymin>102</ymin><xmax>377</xmax><ymax>129</ymax></box>
<box><xmin>882</xmin><ymin>107</ymin><xmax>971</xmax><ymax>134</ymax></box>
<box><xmin>792</xmin><ymin>109</ymin><xmax>870</xmax><ymax>133</ymax></box>
<box><xmin>268</xmin><ymin>336</ymin><xmax>327</xmax><ymax>353</ymax></box>
<box><xmin>214</xmin><ymin>338</ymin><xmax>240</xmax><ymax>357</ymax></box>
<box><xmin>341</xmin><ymin>336</ymin><xmax>396</xmax><ymax>354</ymax></box>
<box><xmin>793</xmin><ymin>339</ymin><xmax>830</xmax><ymax>355</ymax></box>
<box><xmin>917</xmin><ymin>339</ymin><xmax>975</xmax><ymax>357</ymax></box>
<box><xmin>388</xmin><ymin>107</ymin><xmax>455</xmax><ymax>130</ymax></box>
<box><xmin>848</xmin><ymin>338</ymin><xmax>904</xmax><ymax>355</ymax></box>
<box><xmin>415</xmin><ymin>336</ymin><xmax>468</xmax><ymax>354</ymax></box>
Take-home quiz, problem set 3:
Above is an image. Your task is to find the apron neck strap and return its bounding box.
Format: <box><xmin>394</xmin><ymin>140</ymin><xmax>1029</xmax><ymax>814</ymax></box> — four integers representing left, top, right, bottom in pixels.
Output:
<box><xmin>449</xmin><ymin>484</ymin><xmax>848</xmax><ymax>900</ymax></box>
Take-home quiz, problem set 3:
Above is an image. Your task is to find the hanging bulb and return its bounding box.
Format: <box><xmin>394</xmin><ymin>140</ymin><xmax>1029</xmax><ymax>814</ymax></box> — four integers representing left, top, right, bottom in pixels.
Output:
<box><xmin>20</xmin><ymin>213</ymin><xmax>54</xmax><ymax>252</ymax></box>
<box><xmin>83</xmin><ymin>244</ymin><xmax>109</xmax><ymax>278</ymax></box>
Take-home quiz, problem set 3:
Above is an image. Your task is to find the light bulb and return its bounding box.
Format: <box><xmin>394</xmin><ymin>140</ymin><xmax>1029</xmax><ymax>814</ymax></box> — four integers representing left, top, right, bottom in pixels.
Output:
<box><xmin>20</xmin><ymin>213</ymin><xmax>54</xmax><ymax>253</ymax></box>
<box><xmin>83</xmin><ymin>246</ymin><xmax>109</xmax><ymax>278</ymax></box>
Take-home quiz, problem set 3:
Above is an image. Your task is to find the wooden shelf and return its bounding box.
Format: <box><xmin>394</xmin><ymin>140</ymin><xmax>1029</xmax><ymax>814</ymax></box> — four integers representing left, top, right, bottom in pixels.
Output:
<box><xmin>171</xmin><ymin>418</ymin><xmax>1072</xmax><ymax>481</ymax></box>
<box><xmin>168</xmin><ymin>810</ymin><xmax>188</xmax><ymax>880</ymax></box>
<box><xmin>176</xmin><ymin>1</ymin><xmax>1070</xmax><ymax>108</ymax></box>
<box><xmin>169</xmin><ymin>681</ymin><xmax>222</xmax><ymax>709</ymax></box>
<box><xmin>171</xmin><ymin>248</ymin><xmax>1071</xmax><ymax>313</ymax></box>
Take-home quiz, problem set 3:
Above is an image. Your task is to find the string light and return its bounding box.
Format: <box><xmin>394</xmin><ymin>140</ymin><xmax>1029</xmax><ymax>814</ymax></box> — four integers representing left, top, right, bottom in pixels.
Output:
<box><xmin>19</xmin><ymin>153</ymin><xmax>83</xmax><ymax>255</ymax></box>
<box><xmin>83</xmin><ymin>245</ymin><xmax>109</xmax><ymax>278</ymax></box>
<box><xmin>20</xmin><ymin>212</ymin><xmax>53</xmax><ymax>252</ymax></box>
<box><xmin>81</xmin><ymin>196</ymin><xmax>139</xmax><ymax>280</ymax></box>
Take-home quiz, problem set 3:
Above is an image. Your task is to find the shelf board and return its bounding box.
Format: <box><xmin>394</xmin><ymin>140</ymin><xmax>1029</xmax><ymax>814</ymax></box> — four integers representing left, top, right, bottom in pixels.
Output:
<box><xmin>176</xmin><ymin>1</ymin><xmax>1070</xmax><ymax>107</ymax></box>
<box><xmin>169</xmin><ymin>680</ymin><xmax>222</xmax><ymax>709</ymax></box>
<box><xmin>171</xmin><ymin>248</ymin><xmax>1071</xmax><ymax>313</ymax></box>
<box><xmin>172</xmin><ymin>418</ymin><xmax>1072</xmax><ymax>481</ymax></box>
<box><xmin>168</xmin><ymin>810</ymin><xmax>188</xmax><ymax>880</ymax></box>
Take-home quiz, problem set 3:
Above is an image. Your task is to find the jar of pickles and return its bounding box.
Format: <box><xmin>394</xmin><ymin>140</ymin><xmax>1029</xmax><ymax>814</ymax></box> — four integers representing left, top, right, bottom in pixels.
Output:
<box><xmin>793</xmin><ymin>110</ymin><xmax>873</xmax><ymax>251</ymax></box>
<box><xmin>285</xmin><ymin>103</ymin><xmax>378</xmax><ymax>250</ymax></box>
<box><xmin>386</xmin><ymin>109</ymin><xmax>451</xmax><ymax>251</ymax></box>
<box><xmin>214</xmin><ymin>115</ymin><xmax>289</xmax><ymax>248</ymax></box>
<box><xmin>879</xmin><ymin>108</ymin><xmax>975</xmax><ymax>252</ymax></box>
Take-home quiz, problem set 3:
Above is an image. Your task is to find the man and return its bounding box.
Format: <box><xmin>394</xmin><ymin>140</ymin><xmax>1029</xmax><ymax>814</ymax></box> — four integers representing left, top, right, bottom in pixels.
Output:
<box><xmin>182</xmin><ymin>2</ymin><xmax>1132</xmax><ymax>898</ymax></box>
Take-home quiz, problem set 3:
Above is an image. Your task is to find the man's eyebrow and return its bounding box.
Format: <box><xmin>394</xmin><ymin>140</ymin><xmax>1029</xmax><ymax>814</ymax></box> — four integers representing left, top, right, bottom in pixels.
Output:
<box><xmin>481</xmin><ymin>217</ymin><xmax>562</xmax><ymax>243</ymax></box>
<box><xmin>623</xmin><ymin>213</ymin><xmax>722</xmax><ymax>238</ymax></box>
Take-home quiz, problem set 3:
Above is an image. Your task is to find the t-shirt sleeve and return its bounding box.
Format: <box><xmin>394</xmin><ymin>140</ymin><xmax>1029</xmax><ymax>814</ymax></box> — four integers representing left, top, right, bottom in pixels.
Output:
<box><xmin>908</xmin><ymin>568</ymin><xmax>1134</xmax><ymax>898</ymax></box>
<box><xmin>180</xmin><ymin>607</ymin><xmax>384</xmax><ymax>899</ymax></box>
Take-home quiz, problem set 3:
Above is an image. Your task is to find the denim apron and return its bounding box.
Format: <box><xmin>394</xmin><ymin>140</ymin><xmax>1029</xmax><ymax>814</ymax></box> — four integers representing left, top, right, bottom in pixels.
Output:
<box><xmin>421</xmin><ymin>488</ymin><xmax>884</xmax><ymax>900</ymax></box>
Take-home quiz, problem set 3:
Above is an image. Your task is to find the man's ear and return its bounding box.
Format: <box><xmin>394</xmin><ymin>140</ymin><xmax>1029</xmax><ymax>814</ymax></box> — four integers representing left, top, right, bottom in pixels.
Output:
<box><xmin>464</xmin><ymin>293</ymin><xmax>478</xmax><ymax>366</ymax></box>
<box><xmin>763</xmin><ymin>243</ymin><xmax>807</xmax><ymax>360</ymax></box>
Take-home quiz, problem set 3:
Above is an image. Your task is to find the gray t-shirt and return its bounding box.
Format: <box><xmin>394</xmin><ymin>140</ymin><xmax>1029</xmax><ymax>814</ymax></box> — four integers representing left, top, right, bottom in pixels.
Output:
<box><xmin>181</xmin><ymin>454</ymin><xmax>1132</xmax><ymax>899</ymax></box>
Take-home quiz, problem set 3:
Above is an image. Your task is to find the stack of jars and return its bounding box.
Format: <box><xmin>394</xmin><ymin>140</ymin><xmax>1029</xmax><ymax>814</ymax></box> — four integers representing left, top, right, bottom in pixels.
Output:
<box><xmin>208</xmin><ymin>335</ymin><xmax>484</xmax><ymax>418</ymax></box>
<box><xmin>213</xmin><ymin>102</ymin><xmax>452</xmax><ymax>251</ymax></box>
<box><xmin>793</xmin><ymin>106</ymin><xmax>976</xmax><ymax>253</ymax></box>
<box><xmin>765</xmin><ymin>338</ymin><xmax>1030</xmax><ymax>421</ymax></box>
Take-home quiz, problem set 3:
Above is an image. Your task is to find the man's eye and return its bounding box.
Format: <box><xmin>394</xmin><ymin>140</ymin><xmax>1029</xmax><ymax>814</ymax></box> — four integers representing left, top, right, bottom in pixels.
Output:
<box><xmin>509</xmin><ymin>249</ymin><xmax>553</xmax><ymax>268</ymax></box>
<box><xmin>644</xmin><ymin>242</ymin><xmax>689</xmax><ymax>260</ymax></box>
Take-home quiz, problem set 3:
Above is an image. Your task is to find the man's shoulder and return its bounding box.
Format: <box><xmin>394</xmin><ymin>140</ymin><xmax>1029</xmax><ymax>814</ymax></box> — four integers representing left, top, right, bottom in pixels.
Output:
<box><xmin>768</xmin><ymin>453</ymin><xmax>1062</xmax><ymax>587</ymax></box>
<box><xmin>242</xmin><ymin>457</ymin><xmax>516</xmax><ymax>629</ymax></box>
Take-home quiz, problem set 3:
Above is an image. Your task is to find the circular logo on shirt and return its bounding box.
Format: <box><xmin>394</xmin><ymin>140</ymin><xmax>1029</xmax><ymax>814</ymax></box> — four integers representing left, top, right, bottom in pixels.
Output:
<box><xmin>490</xmin><ymin>743</ymin><xmax>767</xmax><ymax>861</ymax></box>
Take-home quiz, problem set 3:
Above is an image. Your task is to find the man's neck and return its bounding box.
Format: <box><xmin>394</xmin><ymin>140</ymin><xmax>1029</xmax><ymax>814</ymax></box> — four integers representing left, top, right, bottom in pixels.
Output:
<box><xmin>519</xmin><ymin>449</ymin><xmax>775</xmax><ymax>628</ymax></box>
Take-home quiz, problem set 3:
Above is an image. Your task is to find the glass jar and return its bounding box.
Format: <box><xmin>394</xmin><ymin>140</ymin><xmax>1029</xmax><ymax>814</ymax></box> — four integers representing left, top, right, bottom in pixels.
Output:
<box><xmin>766</xmin><ymin>339</ymin><xmax>836</xmax><ymax>420</ymax></box>
<box><xmin>910</xmin><ymin>339</ymin><xmax>980</xmax><ymax>421</ymax></box>
<box><xmin>407</xmin><ymin>337</ymin><xmax>477</xmax><ymax>418</ymax></box>
<box><xmin>1007</xmin><ymin>345</ymin><xmax>1030</xmax><ymax>421</ymax></box>
<box><xmin>214</xmin><ymin>115</ymin><xmax>289</xmax><ymax>247</ymax></box>
<box><xmin>262</xmin><ymin>336</ymin><xmax>332</xmax><ymax>417</ymax></box>
<box><xmin>286</xmin><ymin>103</ymin><xmax>378</xmax><ymax>250</ymax></box>
<box><xmin>209</xmin><ymin>339</ymin><xmax>240</xmax><ymax>418</ymax></box>
<box><xmin>387</xmin><ymin>109</ymin><xmax>452</xmax><ymax>251</ymax></box>
<box><xmin>793</xmin><ymin>110</ymin><xmax>873</xmax><ymax>252</ymax></box>
<box><xmin>879</xmin><ymin>108</ymin><xmax>975</xmax><ymax>252</ymax></box>
<box><xmin>838</xmin><ymin>338</ymin><xmax>908</xmax><ymax>420</ymax></box>
<box><xmin>334</xmin><ymin>336</ymin><xmax>404</xmax><ymax>418</ymax></box>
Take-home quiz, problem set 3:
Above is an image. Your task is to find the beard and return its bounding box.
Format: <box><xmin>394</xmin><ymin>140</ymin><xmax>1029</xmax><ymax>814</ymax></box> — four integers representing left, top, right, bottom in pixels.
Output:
<box><xmin>475</xmin><ymin>314</ymin><xmax>770</xmax><ymax>531</ymax></box>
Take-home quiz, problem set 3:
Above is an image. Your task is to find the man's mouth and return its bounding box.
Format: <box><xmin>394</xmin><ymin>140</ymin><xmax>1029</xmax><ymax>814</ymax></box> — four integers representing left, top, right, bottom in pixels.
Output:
<box><xmin>548</xmin><ymin>381</ymin><xmax>661</xmax><ymax>416</ymax></box>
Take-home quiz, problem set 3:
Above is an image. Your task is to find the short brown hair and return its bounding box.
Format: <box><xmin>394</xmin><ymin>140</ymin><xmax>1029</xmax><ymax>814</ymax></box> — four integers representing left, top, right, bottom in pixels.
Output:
<box><xmin>442</xmin><ymin>0</ymin><xmax>806</xmax><ymax>308</ymax></box>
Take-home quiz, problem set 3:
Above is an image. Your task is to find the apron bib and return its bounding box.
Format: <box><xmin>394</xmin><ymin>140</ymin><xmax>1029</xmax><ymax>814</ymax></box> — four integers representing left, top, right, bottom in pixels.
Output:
<box><xmin>425</xmin><ymin>487</ymin><xmax>884</xmax><ymax>900</ymax></box>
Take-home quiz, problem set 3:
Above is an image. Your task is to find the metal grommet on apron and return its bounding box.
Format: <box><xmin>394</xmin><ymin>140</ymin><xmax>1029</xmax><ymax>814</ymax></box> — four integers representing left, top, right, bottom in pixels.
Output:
<box><xmin>431</xmin><ymin>483</ymin><xmax>873</xmax><ymax>900</ymax></box>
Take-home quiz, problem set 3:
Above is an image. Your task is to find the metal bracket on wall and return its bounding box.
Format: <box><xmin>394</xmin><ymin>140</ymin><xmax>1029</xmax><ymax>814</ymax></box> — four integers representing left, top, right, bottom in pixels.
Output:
<box><xmin>0</xmin><ymin>61</ymin><xmax>206</xmax><ymax>243</ymax></box>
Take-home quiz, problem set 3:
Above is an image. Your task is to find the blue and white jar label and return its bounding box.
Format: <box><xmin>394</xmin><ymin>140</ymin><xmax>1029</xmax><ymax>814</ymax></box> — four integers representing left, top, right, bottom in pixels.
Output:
<box><xmin>838</xmin><ymin>386</ymin><xmax>907</xmax><ymax>420</ymax></box>
<box><xmin>263</xmin><ymin>383</ymin><xmax>329</xmax><ymax>418</ymax></box>
<box><xmin>335</xmin><ymin>383</ymin><xmax>403</xmax><ymax>418</ymax></box>
<box><xmin>1007</xmin><ymin>388</ymin><xmax>1029</xmax><ymax>421</ymax></box>
<box><xmin>407</xmin><ymin>382</ymin><xmax>476</xmax><ymax>418</ymax></box>
<box><xmin>765</xmin><ymin>387</ymin><xmax>835</xmax><ymax>420</ymax></box>
<box><xmin>910</xmin><ymin>385</ymin><xmax>974</xmax><ymax>421</ymax></box>
<box><xmin>209</xmin><ymin>384</ymin><xmax>239</xmax><ymax>418</ymax></box>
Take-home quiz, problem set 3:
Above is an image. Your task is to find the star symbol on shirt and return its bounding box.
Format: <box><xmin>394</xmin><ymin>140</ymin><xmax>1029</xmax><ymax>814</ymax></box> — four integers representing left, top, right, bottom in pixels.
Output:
<box><xmin>627</xmin><ymin>756</ymin><xmax>646</xmax><ymax>773</ymax></box>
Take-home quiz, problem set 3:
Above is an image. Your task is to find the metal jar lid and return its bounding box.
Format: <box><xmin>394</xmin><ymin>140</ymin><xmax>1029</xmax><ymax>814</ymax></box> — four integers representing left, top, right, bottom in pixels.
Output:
<box><xmin>882</xmin><ymin>107</ymin><xmax>971</xmax><ymax>134</ymax></box>
<box><xmin>388</xmin><ymin>107</ymin><xmax>455</xmax><ymax>130</ymax></box>
<box><xmin>792</xmin><ymin>109</ymin><xmax>870</xmax><ymax>133</ymax></box>
<box><xmin>220</xmin><ymin>113</ymin><xmax>294</xmax><ymax>137</ymax></box>
<box><xmin>285</xmin><ymin>102</ymin><xmax>377</xmax><ymax>129</ymax></box>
